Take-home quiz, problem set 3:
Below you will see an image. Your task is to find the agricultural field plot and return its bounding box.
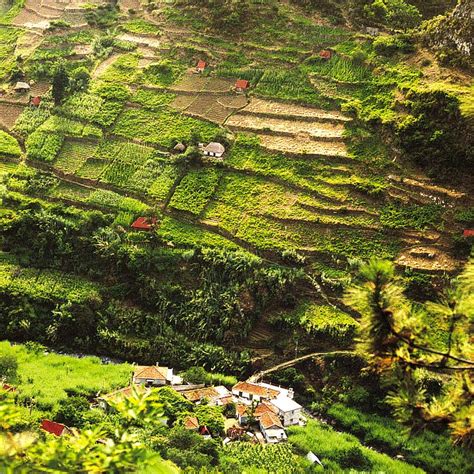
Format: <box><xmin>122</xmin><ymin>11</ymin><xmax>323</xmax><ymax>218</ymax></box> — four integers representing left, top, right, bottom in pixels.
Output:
<box><xmin>130</xmin><ymin>160</ymin><xmax>179</xmax><ymax>200</ymax></box>
<box><xmin>117</xmin><ymin>33</ymin><xmax>161</xmax><ymax>49</ymax></box>
<box><xmin>184</xmin><ymin>94</ymin><xmax>233</xmax><ymax>124</ymax></box>
<box><xmin>49</xmin><ymin>180</ymin><xmax>92</xmax><ymax>201</ymax></box>
<box><xmin>113</xmin><ymin>107</ymin><xmax>219</xmax><ymax>148</ymax></box>
<box><xmin>76</xmin><ymin>157</ymin><xmax>109</xmax><ymax>180</ymax></box>
<box><xmin>202</xmin><ymin>172</ymin><xmax>379</xmax><ymax>239</ymax></box>
<box><xmin>168</xmin><ymin>168</ymin><xmax>221</xmax><ymax>215</ymax></box>
<box><xmin>54</xmin><ymin>139</ymin><xmax>98</xmax><ymax>174</ymax></box>
<box><xmin>242</xmin><ymin>97</ymin><xmax>351</xmax><ymax>122</ymax></box>
<box><xmin>258</xmin><ymin>134</ymin><xmax>348</xmax><ymax>157</ymax></box>
<box><xmin>0</xmin><ymin>157</ymin><xmax>18</xmax><ymax>177</ymax></box>
<box><xmin>226</xmin><ymin>113</ymin><xmax>346</xmax><ymax>140</ymax></box>
<box><xmin>170</xmin><ymin>74</ymin><xmax>209</xmax><ymax>93</ymax></box>
<box><xmin>0</xmin><ymin>102</ymin><xmax>24</xmax><ymax>129</ymax></box>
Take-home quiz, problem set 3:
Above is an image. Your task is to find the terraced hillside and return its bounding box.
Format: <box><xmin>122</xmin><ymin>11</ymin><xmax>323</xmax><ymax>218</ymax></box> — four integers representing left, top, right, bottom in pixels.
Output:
<box><xmin>0</xmin><ymin>0</ymin><xmax>472</xmax><ymax>361</ymax></box>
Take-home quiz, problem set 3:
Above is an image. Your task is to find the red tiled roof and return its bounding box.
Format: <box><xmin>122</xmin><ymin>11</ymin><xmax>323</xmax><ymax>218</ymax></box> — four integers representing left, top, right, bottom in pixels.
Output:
<box><xmin>182</xmin><ymin>387</ymin><xmax>219</xmax><ymax>402</ymax></box>
<box><xmin>259</xmin><ymin>412</ymin><xmax>283</xmax><ymax>430</ymax></box>
<box><xmin>133</xmin><ymin>365</ymin><xmax>168</xmax><ymax>380</ymax></box>
<box><xmin>233</xmin><ymin>381</ymin><xmax>280</xmax><ymax>399</ymax></box>
<box><xmin>197</xmin><ymin>60</ymin><xmax>206</xmax><ymax>70</ymax></box>
<box><xmin>235</xmin><ymin>79</ymin><xmax>249</xmax><ymax>89</ymax></box>
<box><xmin>184</xmin><ymin>416</ymin><xmax>199</xmax><ymax>430</ymax></box>
<box><xmin>254</xmin><ymin>402</ymin><xmax>277</xmax><ymax>417</ymax></box>
<box><xmin>319</xmin><ymin>49</ymin><xmax>332</xmax><ymax>59</ymax></box>
<box><xmin>131</xmin><ymin>217</ymin><xmax>157</xmax><ymax>230</ymax></box>
<box><xmin>236</xmin><ymin>404</ymin><xmax>247</xmax><ymax>417</ymax></box>
<box><xmin>199</xmin><ymin>425</ymin><xmax>211</xmax><ymax>436</ymax></box>
<box><xmin>463</xmin><ymin>229</ymin><xmax>474</xmax><ymax>237</ymax></box>
<box><xmin>31</xmin><ymin>96</ymin><xmax>41</xmax><ymax>106</ymax></box>
<box><xmin>2</xmin><ymin>383</ymin><xmax>16</xmax><ymax>392</ymax></box>
<box><xmin>41</xmin><ymin>419</ymin><xmax>67</xmax><ymax>436</ymax></box>
<box><xmin>99</xmin><ymin>385</ymin><xmax>146</xmax><ymax>402</ymax></box>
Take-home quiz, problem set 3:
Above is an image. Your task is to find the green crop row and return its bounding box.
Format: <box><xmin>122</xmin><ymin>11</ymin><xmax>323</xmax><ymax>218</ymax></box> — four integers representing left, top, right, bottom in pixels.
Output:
<box><xmin>54</xmin><ymin>139</ymin><xmax>98</xmax><ymax>174</ymax></box>
<box><xmin>26</xmin><ymin>132</ymin><xmax>64</xmax><ymax>162</ymax></box>
<box><xmin>38</xmin><ymin>116</ymin><xmax>103</xmax><ymax>139</ymax></box>
<box><xmin>169</xmin><ymin>168</ymin><xmax>220</xmax><ymax>215</ymax></box>
<box><xmin>0</xmin><ymin>130</ymin><xmax>21</xmax><ymax>157</ymax></box>
<box><xmin>113</xmin><ymin>107</ymin><xmax>218</xmax><ymax>148</ymax></box>
<box><xmin>222</xmin><ymin>442</ymin><xmax>305</xmax><ymax>474</ymax></box>
<box><xmin>0</xmin><ymin>258</ymin><xmax>102</xmax><ymax>305</ymax></box>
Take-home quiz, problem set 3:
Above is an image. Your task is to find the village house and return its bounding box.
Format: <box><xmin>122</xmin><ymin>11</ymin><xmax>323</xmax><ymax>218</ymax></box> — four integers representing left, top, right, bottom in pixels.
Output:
<box><xmin>236</xmin><ymin>401</ymin><xmax>277</xmax><ymax>426</ymax></box>
<box><xmin>173</xmin><ymin>142</ymin><xmax>186</xmax><ymax>153</ymax></box>
<box><xmin>195</xmin><ymin>60</ymin><xmax>207</xmax><ymax>73</ymax></box>
<box><xmin>235</xmin><ymin>79</ymin><xmax>249</xmax><ymax>93</ymax></box>
<box><xmin>270</xmin><ymin>394</ymin><xmax>302</xmax><ymax>426</ymax></box>
<box><xmin>232</xmin><ymin>381</ymin><xmax>280</xmax><ymax>403</ymax></box>
<box><xmin>259</xmin><ymin>412</ymin><xmax>287</xmax><ymax>443</ymax></box>
<box><xmin>14</xmin><ymin>82</ymin><xmax>30</xmax><ymax>93</ymax></box>
<box><xmin>131</xmin><ymin>217</ymin><xmax>157</xmax><ymax>231</ymax></box>
<box><xmin>2</xmin><ymin>383</ymin><xmax>16</xmax><ymax>393</ymax></box>
<box><xmin>97</xmin><ymin>385</ymin><xmax>147</xmax><ymax>412</ymax></box>
<box><xmin>183</xmin><ymin>416</ymin><xmax>199</xmax><ymax>431</ymax></box>
<box><xmin>133</xmin><ymin>364</ymin><xmax>181</xmax><ymax>386</ymax></box>
<box><xmin>182</xmin><ymin>385</ymin><xmax>231</xmax><ymax>405</ymax></box>
<box><xmin>203</xmin><ymin>142</ymin><xmax>225</xmax><ymax>158</ymax></box>
<box><xmin>40</xmin><ymin>420</ymin><xmax>73</xmax><ymax>437</ymax></box>
<box><xmin>30</xmin><ymin>96</ymin><xmax>42</xmax><ymax>107</ymax></box>
<box><xmin>319</xmin><ymin>49</ymin><xmax>332</xmax><ymax>60</ymax></box>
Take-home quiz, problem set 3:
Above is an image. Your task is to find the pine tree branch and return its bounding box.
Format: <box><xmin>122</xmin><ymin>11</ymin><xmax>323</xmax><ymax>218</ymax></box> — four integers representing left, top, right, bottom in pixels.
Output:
<box><xmin>389</xmin><ymin>325</ymin><xmax>474</xmax><ymax>366</ymax></box>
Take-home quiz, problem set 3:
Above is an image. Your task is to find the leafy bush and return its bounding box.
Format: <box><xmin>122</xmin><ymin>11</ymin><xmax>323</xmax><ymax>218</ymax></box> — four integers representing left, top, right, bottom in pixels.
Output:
<box><xmin>373</xmin><ymin>34</ymin><xmax>415</xmax><ymax>56</ymax></box>
<box><xmin>169</xmin><ymin>168</ymin><xmax>220</xmax><ymax>215</ymax></box>
<box><xmin>364</xmin><ymin>0</ymin><xmax>422</xmax><ymax>30</ymax></box>
<box><xmin>0</xmin><ymin>131</ymin><xmax>21</xmax><ymax>157</ymax></box>
<box><xmin>272</xmin><ymin>301</ymin><xmax>358</xmax><ymax>345</ymax></box>
<box><xmin>26</xmin><ymin>132</ymin><xmax>64</xmax><ymax>162</ymax></box>
<box><xmin>397</xmin><ymin>88</ymin><xmax>474</xmax><ymax>175</ymax></box>
<box><xmin>380</xmin><ymin>203</ymin><xmax>443</xmax><ymax>230</ymax></box>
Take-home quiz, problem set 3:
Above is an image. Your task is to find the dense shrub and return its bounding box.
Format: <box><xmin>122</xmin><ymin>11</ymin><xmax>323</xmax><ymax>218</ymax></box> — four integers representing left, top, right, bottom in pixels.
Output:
<box><xmin>397</xmin><ymin>88</ymin><xmax>474</xmax><ymax>176</ymax></box>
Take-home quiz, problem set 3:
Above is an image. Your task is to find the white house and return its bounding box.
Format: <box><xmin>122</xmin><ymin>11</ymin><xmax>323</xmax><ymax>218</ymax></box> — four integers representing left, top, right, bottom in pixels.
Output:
<box><xmin>133</xmin><ymin>364</ymin><xmax>182</xmax><ymax>386</ymax></box>
<box><xmin>182</xmin><ymin>385</ymin><xmax>232</xmax><ymax>405</ymax></box>
<box><xmin>203</xmin><ymin>142</ymin><xmax>225</xmax><ymax>158</ymax></box>
<box><xmin>232</xmin><ymin>381</ymin><xmax>280</xmax><ymax>403</ymax></box>
<box><xmin>270</xmin><ymin>395</ymin><xmax>302</xmax><ymax>426</ymax></box>
<box><xmin>259</xmin><ymin>412</ymin><xmax>287</xmax><ymax>443</ymax></box>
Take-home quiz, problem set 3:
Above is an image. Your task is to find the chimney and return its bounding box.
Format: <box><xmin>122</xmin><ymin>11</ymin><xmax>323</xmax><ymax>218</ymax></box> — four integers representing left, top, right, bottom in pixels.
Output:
<box><xmin>288</xmin><ymin>388</ymin><xmax>294</xmax><ymax>399</ymax></box>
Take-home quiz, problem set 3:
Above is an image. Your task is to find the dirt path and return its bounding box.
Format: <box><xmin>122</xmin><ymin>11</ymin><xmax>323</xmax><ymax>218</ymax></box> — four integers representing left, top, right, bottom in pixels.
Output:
<box><xmin>247</xmin><ymin>350</ymin><xmax>353</xmax><ymax>383</ymax></box>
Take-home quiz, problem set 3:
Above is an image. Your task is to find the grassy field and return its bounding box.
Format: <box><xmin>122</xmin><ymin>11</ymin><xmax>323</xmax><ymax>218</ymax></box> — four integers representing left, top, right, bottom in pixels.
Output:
<box><xmin>0</xmin><ymin>341</ymin><xmax>131</xmax><ymax>412</ymax></box>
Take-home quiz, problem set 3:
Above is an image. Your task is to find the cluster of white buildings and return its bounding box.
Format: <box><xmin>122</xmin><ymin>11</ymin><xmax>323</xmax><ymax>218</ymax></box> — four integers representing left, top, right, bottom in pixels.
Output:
<box><xmin>98</xmin><ymin>363</ymin><xmax>303</xmax><ymax>444</ymax></box>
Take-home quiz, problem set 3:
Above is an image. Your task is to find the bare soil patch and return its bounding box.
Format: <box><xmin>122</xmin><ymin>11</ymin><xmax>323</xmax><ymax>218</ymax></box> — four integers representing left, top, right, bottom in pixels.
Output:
<box><xmin>0</xmin><ymin>103</ymin><xmax>24</xmax><ymax>129</ymax></box>
<box><xmin>396</xmin><ymin>246</ymin><xmax>460</xmax><ymax>272</ymax></box>
<box><xmin>258</xmin><ymin>134</ymin><xmax>348</xmax><ymax>157</ymax></box>
<box><xmin>170</xmin><ymin>94</ymin><xmax>196</xmax><ymax>111</ymax></box>
<box><xmin>170</xmin><ymin>75</ymin><xmax>209</xmax><ymax>93</ymax></box>
<box><xmin>243</xmin><ymin>98</ymin><xmax>351</xmax><ymax>122</ymax></box>
<box><xmin>117</xmin><ymin>33</ymin><xmax>161</xmax><ymax>49</ymax></box>
<box><xmin>201</xmin><ymin>77</ymin><xmax>234</xmax><ymax>93</ymax></box>
<box><xmin>226</xmin><ymin>113</ymin><xmax>345</xmax><ymax>139</ymax></box>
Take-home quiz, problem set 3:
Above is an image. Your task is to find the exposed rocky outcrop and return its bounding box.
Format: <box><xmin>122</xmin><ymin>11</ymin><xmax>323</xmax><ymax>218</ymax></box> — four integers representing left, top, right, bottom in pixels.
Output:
<box><xmin>424</xmin><ymin>0</ymin><xmax>474</xmax><ymax>60</ymax></box>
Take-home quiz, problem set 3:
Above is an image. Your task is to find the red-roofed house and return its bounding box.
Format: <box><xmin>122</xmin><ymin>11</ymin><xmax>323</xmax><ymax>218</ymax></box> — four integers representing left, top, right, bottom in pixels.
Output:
<box><xmin>184</xmin><ymin>416</ymin><xmax>199</xmax><ymax>431</ymax></box>
<box><xmin>30</xmin><ymin>96</ymin><xmax>41</xmax><ymax>107</ymax></box>
<box><xmin>196</xmin><ymin>60</ymin><xmax>207</xmax><ymax>73</ymax></box>
<box><xmin>133</xmin><ymin>364</ymin><xmax>175</xmax><ymax>386</ymax></box>
<box><xmin>131</xmin><ymin>217</ymin><xmax>157</xmax><ymax>231</ymax></box>
<box><xmin>235</xmin><ymin>79</ymin><xmax>249</xmax><ymax>92</ymax></box>
<box><xmin>319</xmin><ymin>49</ymin><xmax>332</xmax><ymax>60</ymax></box>
<box><xmin>259</xmin><ymin>412</ymin><xmax>286</xmax><ymax>443</ymax></box>
<box><xmin>40</xmin><ymin>420</ymin><xmax>72</xmax><ymax>437</ymax></box>
<box><xmin>199</xmin><ymin>425</ymin><xmax>212</xmax><ymax>438</ymax></box>
<box><xmin>1</xmin><ymin>383</ymin><xmax>16</xmax><ymax>393</ymax></box>
<box><xmin>463</xmin><ymin>229</ymin><xmax>474</xmax><ymax>237</ymax></box>
<box><xmin>232</xmin><ymin>381</ymin><xmax>280</xmax><ymax>402</ymax></box>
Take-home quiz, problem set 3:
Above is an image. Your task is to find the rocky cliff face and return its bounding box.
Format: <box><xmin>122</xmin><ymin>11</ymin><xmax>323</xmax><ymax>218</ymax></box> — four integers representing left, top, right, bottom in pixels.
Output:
<box><xmin>425</xmin><ymin>0</ymin><xmax>473</xmax><ymax>59</ymax></box>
